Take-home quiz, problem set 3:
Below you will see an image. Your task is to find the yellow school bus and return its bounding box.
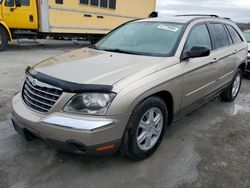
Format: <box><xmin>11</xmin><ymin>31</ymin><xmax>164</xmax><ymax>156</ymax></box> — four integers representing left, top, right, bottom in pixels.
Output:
<box><xmin>0</xmin><ymin>0</ymin><xmax>157</xmax><ymax>51</ymax></box>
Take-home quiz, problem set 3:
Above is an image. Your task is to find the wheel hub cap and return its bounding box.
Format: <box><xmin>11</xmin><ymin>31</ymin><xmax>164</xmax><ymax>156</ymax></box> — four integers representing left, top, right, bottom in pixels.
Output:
<box><xmin>232</xmin><ymin>73</ymin><xmax>241</xmax><ymax>98</ymax></box>
<box><xmin>136</xmin><ymin>108</ymin><xmax>163</xmax><ymax>151</ymax></box>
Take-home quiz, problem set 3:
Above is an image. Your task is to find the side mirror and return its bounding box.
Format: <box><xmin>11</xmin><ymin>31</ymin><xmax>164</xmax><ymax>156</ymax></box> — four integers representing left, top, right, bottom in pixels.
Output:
<box><xmin>15</xmin><ymin>0</ymin><xmax>21</xmax><ymax>7</ymax></box>
<box><xmin>182</xmin><ymin>46</ymin><xmax>210</xmax><ymax>60</ymax></box>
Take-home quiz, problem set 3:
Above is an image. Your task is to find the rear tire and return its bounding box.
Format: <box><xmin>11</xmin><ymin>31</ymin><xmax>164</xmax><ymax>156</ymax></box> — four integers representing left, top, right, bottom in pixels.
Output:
<box><xmin>0</xmin><ymin>27</ymin><xmax>9</xmax><ymax>51</ymax></box>
<box><xmin>121</xmin><ymin>97</ymin><xmax>168</xmax><ymax>161</ymax></box>
<box><xmin>220</xmin><ymin>69</ymin><xmax>242</xmax><ymax>102</ymax></box>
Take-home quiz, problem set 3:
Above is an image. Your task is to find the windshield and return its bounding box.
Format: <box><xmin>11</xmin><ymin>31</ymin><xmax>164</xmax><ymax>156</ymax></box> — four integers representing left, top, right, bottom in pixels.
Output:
<box><xmin>95</xmin><ymin>22</ymin><xmax>184</xmax><ymax>57</ymax></box>
<box><xmin>243</xmin><ymin>31</ymin><xmax>250</xmax><ymax>42</ymax></box>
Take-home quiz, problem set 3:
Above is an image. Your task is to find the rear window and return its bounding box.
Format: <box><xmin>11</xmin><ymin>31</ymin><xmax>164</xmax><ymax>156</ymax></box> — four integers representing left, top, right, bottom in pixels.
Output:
<box><xmin>226</xmin><ymin>25</ymin><xmax>243</xmax><ymax>44</ymax></box>
<box><xmin>209</xmin><ymin>23</ymin><xmax>230</xmax><ymax>50</ymax></box>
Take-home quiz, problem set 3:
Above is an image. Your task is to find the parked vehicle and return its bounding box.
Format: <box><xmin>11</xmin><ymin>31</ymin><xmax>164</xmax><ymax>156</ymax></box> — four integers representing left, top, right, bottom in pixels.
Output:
<box><xmin>243</xmin><ymin>30</ymin><xmax>250</xmax><ymax>75</ymax></box>
<box><xmin>0</xmin><ymin>0</ymin><xmax>156</xmax><ymax>51</ymax></box>
<box><xmin>12</xmin><ymin>15</ymin><xmax>248</xmax><ymax>160</ymax></box>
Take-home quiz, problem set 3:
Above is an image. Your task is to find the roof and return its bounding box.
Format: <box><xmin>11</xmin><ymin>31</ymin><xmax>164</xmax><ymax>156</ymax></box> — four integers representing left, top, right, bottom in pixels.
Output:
<box><xmin>137</xmin><ymin>15</ymin><xmax>233</xmax><ymax>24</ymax></box>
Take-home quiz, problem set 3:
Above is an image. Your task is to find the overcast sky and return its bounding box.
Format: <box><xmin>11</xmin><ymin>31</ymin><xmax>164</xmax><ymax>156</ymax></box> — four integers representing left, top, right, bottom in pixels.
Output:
<box><xmin>156</xmin><ymin>0</ymin><xmax>250</xmax><ymax>23</ymax></box>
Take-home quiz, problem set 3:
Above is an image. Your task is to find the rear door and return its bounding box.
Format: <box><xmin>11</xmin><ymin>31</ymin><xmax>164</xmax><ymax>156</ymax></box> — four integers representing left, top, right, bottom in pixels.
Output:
<box><xmin>207</xmin><ymin>23</ymin><xmax>238</xmax><ymax>88</ymax></box>
<box><xmin>225</xmin><ymin>24</ymin><xmax>246</xmax><ymax>72</ymax></box>
<box><xmin>180</xmin><ymin>23</ymin><xmax>219</xmax><ymax>110</ymax></box>
<box><xmin>2</xmin><ymin>0</ymin><xmax>38</xmax><ymax>29</ymax></box>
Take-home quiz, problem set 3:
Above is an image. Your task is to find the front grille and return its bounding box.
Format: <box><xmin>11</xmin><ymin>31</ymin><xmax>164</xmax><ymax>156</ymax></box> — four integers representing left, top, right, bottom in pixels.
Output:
<box><xmin>22</xmin><ymin>76</ymin><xmax>63</xmax><ymax>113</ymax></box>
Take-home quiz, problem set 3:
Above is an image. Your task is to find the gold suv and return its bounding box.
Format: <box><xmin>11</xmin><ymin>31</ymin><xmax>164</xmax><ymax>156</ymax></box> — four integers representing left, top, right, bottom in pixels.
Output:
<box><xmin>12</xmin><ymin>15</ymin><xmax>248</xmax><ymax>160</ymax></box>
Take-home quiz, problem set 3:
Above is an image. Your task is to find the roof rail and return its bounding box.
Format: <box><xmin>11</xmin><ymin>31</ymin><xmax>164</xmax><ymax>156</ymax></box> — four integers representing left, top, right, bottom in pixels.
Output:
<box><xmin>223</xmin><ymin>17</ymin><xmax>232</xmax><ymax>20</ymax></box>
<box><xmin>176</xmin><ymin>14</ymin><xmax>219</xmax><ymax>18</ymax></box>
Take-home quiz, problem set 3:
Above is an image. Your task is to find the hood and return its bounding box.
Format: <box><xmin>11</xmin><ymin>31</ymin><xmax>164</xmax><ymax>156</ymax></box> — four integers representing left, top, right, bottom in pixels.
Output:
<box><xmin>32</xmin><ymin>48</ymin><xmax>177</xmax><ymax>90</ymax></box>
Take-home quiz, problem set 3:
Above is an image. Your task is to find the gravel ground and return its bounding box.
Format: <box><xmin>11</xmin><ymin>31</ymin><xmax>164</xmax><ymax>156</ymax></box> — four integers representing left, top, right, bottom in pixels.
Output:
<box><xmin>0</xmin><ymin>40</ymin><xmax>250</xmax><ymax>188</ymax></box>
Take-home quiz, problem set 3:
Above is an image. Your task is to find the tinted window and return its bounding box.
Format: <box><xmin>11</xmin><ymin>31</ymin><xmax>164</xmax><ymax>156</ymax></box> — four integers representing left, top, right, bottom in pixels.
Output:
<box><xmin>5</xmin><ymin>0</ymin><xmax>14</xmax><ymax>7</ymax></box>
<box><xmin>185</xmin><ymin>24</ymin><xmax>212</xmax><ymax>51</ymax></box>
<box><xmin>100</xmin><ymin>0</ymin><xmax>108</xmax><ymax>8</ymax></box>
<box><xmin>96</xmin><ymin>22</ymin><xmax>184</xmax><ymax>57</ymax></box>
<box><xmin>109</xmin><ymin>0</ymin><xmax>116</xmax><ymax>9</ymax></box>
<box><xmin>227</xmin><ymin>25</ymin><xmax>243</xmax><ymax>44</ymax></box>
<box><xmin>90</xmin><ymin>0</ymin><xmax>98</xmax><ymax>6</ymax></box>
<box><xmin>80</xmin><ymin>0</ymin><xmax>89</xmax><ymax>4</ymax></box>
<box><xmin>209</xmin><ymin>23</ymin><xmax>230</xmax><ymax>49</ymax></box>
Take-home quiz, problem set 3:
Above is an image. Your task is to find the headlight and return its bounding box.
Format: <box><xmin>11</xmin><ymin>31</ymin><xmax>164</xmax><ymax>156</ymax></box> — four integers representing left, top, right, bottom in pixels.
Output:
<box><xmin>63</xmin><ymin>93</ymin><xmax>116</xmax><ymax>115</ymax></box>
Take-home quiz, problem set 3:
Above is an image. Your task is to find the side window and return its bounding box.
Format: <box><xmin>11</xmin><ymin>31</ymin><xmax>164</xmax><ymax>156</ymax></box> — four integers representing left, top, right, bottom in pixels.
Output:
<box><xmin>80</xmin><ymin>0</ymin><xmax>89</xmax><ymax>5</ymax></box>
<box><xmin>209</xmin><ymin>23</ymin><xmax>230</xmax><ymax>50</ymax></box>
<box><xmin>90</xmin><ymin>0</ymin><xmax>98</xmax><ymax>6</ymax></box>
<box><xmin>55</xmin><ymin>0</ymin><xmax>63</xmax><ymax>4</ymax></box>
<box><xmin>5</xmin><ymin>0</ymin><xmax>14</xmax><ymax>7</ymax></box>
<box><xmin>226</xmin><ymin>25</ymin><xmax>243</xmax><ymax>44</ymax></box>
<box><xmin>80</xmin><ymin>0</ymin><xmax>116</xmax><ymax>9</ymax></box>
<box><xmin>224</xmin><ymin>25</ymin><xmax>234</xmax><ymax>45</ymax></box>
<box><xmin>185</xmin><ymin>24</ymin><xmax>212</xmax><ymax>52</ymax></box>
<box><xmin>109</xmin><ymin>0</ymin><xmax>116</xmax><ymax>9</ymax></box>
<box><xmin>21</xmin><ymin>0</ymin><xmax>30</xmax><ymax>6</ymax></box>
<box><xmin>100</xmin><ymin>0</ymin><xmax>108</xmax><ymax>8</ymax></box>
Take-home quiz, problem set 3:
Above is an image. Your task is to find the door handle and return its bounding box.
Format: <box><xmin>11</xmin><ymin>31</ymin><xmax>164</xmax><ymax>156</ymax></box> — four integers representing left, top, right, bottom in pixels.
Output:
<box><xmin>211</xmin><ymin>58</ymin><xmax>218</xmax><ymax>63</ymax></box>
<box><xmin>233</xmin><ymin>50</ymin><xmax>238</xmax><ymax>54</ymax></box>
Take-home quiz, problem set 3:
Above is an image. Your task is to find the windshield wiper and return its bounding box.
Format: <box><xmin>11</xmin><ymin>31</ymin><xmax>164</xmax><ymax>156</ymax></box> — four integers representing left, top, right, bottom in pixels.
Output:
<box><xmin>100</xmin><ymin>48</ymin><xmax>140</xmax><ymax>55</ymax></box>
<box><xmin>88</xmin><ymin>44</ymin><xmax>99</xmax><ymax>50</ymax></box>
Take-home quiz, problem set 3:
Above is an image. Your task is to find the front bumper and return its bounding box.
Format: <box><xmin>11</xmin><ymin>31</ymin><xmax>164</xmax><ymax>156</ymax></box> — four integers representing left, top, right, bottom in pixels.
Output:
<box><xmin>12</xmin><ymin>93</ymin><xmax>130</xmax><ymax>155</ymax></box>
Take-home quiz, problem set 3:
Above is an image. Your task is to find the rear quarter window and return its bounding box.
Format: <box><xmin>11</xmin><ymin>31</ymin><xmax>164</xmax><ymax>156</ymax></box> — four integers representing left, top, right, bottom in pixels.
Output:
<box><xmin>226</xmin><ymin>25</ymin><xmax>243</xmax><ymax>44</ymax></box>
<box><xmin>209</xmin><ymin>23</ymin><xmax>230</xmax><ymax>50</ymax></box>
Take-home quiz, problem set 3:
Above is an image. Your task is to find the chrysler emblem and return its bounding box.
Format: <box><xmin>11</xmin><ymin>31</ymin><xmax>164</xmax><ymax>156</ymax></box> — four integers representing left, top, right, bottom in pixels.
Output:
<box><xmin>32</xmin><ymin>79</ymin><xmax>37</xmax><ymax>87</ymax></box>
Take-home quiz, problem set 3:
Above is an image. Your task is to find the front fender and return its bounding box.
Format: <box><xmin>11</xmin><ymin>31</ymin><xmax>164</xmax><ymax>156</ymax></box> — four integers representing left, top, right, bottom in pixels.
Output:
<box><xmin>0</xmin><ymin>20</ymin><xmax>12</xmax><ymax>41</ymax></box>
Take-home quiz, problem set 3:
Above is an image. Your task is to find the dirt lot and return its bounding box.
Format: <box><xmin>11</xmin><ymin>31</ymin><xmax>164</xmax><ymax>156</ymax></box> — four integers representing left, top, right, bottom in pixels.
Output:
<box><xmin>0</xmin><ymin>40</ymin><xmax>250</xmax><ymax>188</ymax></box>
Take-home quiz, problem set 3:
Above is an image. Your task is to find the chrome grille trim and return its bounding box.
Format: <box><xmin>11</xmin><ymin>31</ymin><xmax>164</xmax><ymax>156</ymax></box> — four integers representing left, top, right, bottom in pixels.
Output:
<box><xmin>23</xmin><ymin>90</ymin><xmax>53</xmax><ymax>107</ymax></box>
<box><xmin>24</xmin><ymin>84</ymin><xmax>57</xmax><ymax>103</ymax></box>
<box><xmin>22</xmin><ymin>76</ymin><xmax>63</xmax><ymax>113</ymax></box>
<box><xmin>25</xmin><ymin>78</ymin><xmax>61</xmax><ymax>98</ymax></box>
<box><xmin>23</xmin><ymin>95</ymin><xmax>51</xmax><ymax>112</ymax></box>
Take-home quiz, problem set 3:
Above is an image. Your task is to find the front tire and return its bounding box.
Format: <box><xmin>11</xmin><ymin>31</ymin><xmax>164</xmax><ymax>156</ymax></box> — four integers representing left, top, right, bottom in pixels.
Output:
<box><xmin>220</xmin><ymin>69</ymin><xmax>242</xmax><ymax>102</ymax></box>
<box><xmin>0</xmin><ymin>27</ymin><xmax>9</xmax><ymax>51</ymax></box>
<box><xmin>121</xmin><ymin>97</ymin><xmax>168</xmax><ymax>161</ymax></box>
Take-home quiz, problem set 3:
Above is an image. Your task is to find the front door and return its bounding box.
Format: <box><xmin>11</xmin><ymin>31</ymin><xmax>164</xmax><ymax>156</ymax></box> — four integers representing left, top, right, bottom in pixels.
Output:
<box><xmin>180</xmin><ymin>23</ymin><xmax>219</xmax><ymax>110</ymax></box>
<box><xmin>2</xmin><ymin>0</ymin><xmax>38</xmax><ymax>29</ymax></box>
